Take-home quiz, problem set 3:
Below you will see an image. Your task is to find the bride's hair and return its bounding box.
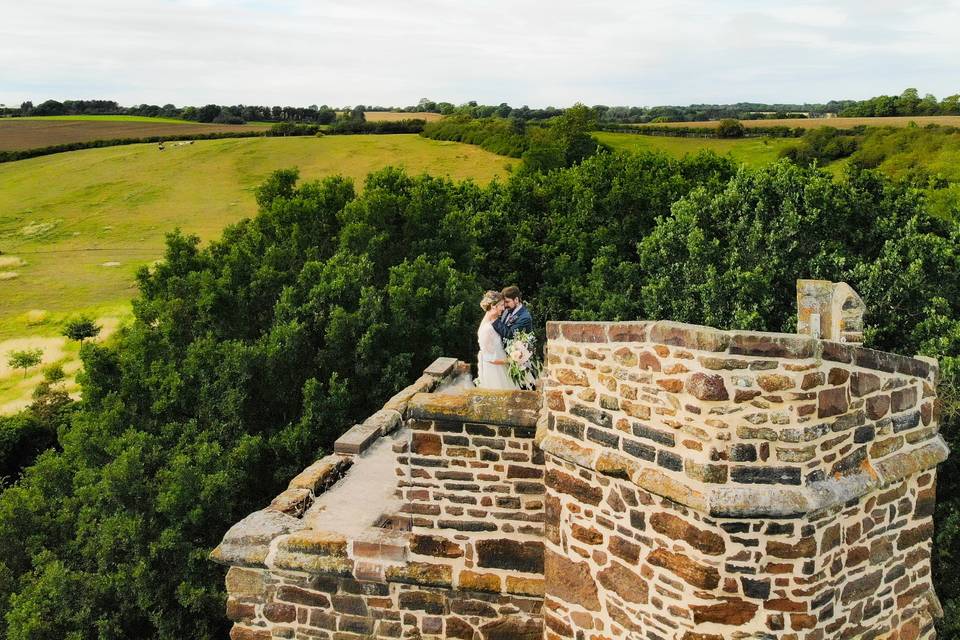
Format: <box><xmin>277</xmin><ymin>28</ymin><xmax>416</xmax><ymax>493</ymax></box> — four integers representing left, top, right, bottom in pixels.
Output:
<box><xmin>480</xmin><ymin>290</ymin><xmax>503</xmax><ymax>311</ymax></box>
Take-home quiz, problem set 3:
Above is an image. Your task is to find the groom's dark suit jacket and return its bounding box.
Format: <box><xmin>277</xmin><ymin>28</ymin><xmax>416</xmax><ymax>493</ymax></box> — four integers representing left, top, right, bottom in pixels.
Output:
<box><xmin>494</xmin><ymin>304</ymin><xmax>533</xmax><ymax>340</ymax></box>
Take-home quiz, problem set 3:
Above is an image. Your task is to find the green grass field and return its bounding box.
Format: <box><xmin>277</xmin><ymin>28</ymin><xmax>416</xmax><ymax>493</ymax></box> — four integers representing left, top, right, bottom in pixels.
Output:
<box><xmin>594</xmin><ymin>131</ymin><xmax>795</xmax><ymax>166</ymax></box>
<box><xmin>0</xmin><ymin>134</ymin><xmax>509</xmax><ymax>411</ymax></box>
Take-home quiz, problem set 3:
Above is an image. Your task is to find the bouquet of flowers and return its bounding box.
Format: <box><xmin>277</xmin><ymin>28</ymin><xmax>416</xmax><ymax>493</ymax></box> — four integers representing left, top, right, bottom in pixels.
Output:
<box><xmin>505</xmin><ymin>330</ymin><xmax>541</xmax><ymax>390</ymax></box>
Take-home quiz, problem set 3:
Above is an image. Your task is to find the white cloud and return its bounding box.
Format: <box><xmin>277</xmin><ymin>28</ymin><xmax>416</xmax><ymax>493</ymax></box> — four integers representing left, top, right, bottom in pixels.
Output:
<box><xmin>0</xmin><ymin>0</ymin><xmax>957</xmax><ymax>107</ymax></box>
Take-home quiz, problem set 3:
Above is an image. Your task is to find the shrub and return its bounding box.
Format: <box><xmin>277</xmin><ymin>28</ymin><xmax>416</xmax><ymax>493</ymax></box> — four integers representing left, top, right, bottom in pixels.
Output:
<box><xmin>716</xmin><ymin>119</ymin><xmax>746</xmax><ymax>138</ymax></box>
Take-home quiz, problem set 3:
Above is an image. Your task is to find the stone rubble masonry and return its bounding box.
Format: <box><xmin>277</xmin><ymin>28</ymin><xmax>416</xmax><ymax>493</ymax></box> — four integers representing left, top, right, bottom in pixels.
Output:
<box><xmin>213</xmin><ymin>358</ymin><xmax>545</xmax><ymax>639</ymax></box>
<box><xmin>541</xmin><ymin>318</ymin><xmax>945</xmax><ymax>640</ymax></box>
<box><xmin>213</xmin><ymin>293</ymin><xmax>947</xmax><ymax>640</ymax></box>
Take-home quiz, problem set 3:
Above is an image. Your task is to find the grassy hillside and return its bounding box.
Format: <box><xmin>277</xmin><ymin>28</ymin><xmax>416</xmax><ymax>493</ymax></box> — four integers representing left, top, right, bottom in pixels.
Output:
<box><xmin>0</xmin><ymin>134</ymin><xmax>508</xmax><ymax>411</ymax></box>
<box><xmin>595</xmin><ymin>131</ymin><xmax>794</xmax><ymax>166</ymax></box>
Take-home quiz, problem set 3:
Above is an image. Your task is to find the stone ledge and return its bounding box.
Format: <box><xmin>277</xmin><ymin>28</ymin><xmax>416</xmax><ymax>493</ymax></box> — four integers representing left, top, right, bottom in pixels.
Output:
<box><xmin>287</xmin><ymin>454</ymin><xmax>353</xmax><ymax>494</ymax></box>
<box><xmin>211</xmin><ymin>509</ymin><xmax>308</xmax><ymax>568</ymax></box>
<box><xmin>546</xmin><ymin>320</ymin><xmax>938</xmax><ymax>381</ymax></box>
<box><xmin>406</xmin><ymin>390</ymin><xmax>541</xmax><ymax>427</ymax></box>
<box><xmin>541</xmin><ymin>433</ymin><xmax>949</xmax><ymax>518</ymax></box>
<box><xmin>423</xmin><ymin>356</ymin><xmax>460</xmax><ymax>378</ymax></box>
<box><xmin>335</xmin><ymin>422</ymin><xmax>382</xmax><ymax>455</ymax></box>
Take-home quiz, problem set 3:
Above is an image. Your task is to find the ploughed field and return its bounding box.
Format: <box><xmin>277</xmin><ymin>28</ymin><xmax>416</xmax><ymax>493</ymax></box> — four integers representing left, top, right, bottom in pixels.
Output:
<box><xmin>0</xmin><ymin>134</ymin><xmax>508</xmax><ymax>412</ymax></box>
<box><xmin>632</xmin><ymin>115</ymin><xmax>960</xmax><ymax>130</ymax></box>
<box><xmin>0</xmin><ymin>117</ymin><xmax>270</xmax><ymax>151</ymax></box>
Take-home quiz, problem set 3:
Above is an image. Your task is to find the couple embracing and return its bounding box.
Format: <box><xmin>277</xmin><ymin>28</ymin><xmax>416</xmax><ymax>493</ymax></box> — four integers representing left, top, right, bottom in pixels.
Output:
<box><xmin>476</xmin><ymin>286</ymin><xmax>539</xmax><ymax>390</ymax></box>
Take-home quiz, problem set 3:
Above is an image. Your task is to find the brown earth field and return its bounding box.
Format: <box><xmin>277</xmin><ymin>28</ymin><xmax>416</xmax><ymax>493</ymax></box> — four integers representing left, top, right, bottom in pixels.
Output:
<box><xmin>635</xmin><ymin>115</ymin><xmax>960</xmax><ymax>129</ymax></box>
<box><xmin>0</xmin><ymin>120</ymin><xmax>271</xmax><ymax>152</ymax></box>
<box><xmin>363</xmin><ymin>111</ymin><xmax>444</xmax><ymax>122</ymax></box>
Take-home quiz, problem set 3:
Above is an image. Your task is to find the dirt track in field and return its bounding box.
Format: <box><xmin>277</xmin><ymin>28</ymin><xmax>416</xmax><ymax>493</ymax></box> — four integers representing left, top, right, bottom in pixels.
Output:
<box><xmin>0</xmin><ymin>120</ymin><xmax>271</xmax><ymax>151</ymax></box>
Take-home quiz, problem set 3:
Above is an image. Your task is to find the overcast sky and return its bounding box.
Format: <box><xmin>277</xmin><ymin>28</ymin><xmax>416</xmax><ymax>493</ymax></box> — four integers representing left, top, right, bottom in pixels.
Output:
<box><xmin>2</xmin><ymin>0</ymin><xmax>959</xmax><ymax>108</ymax></box>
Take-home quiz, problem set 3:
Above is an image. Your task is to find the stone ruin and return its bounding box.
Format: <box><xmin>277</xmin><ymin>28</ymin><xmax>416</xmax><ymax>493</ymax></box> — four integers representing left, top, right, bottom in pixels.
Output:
<box><xmin>212</xmin><ymin>281</ymin><xmax>946</xmax><ymax>640</ymax></box>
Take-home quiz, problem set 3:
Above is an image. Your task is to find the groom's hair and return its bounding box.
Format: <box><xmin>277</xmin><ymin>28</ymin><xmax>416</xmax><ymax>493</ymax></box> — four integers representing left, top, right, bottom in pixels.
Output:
<box><xmin>501</xmin><ymin>285</ymin><xmax>521</xmax><ymax>301</ymax></box>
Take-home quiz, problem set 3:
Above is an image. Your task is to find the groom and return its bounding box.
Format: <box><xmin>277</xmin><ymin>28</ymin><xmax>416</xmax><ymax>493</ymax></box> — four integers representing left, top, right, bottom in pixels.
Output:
<box><xmin>494</xmin><ymin>285</ymin><xmax>533</xmax><ymax>340</ymax></box>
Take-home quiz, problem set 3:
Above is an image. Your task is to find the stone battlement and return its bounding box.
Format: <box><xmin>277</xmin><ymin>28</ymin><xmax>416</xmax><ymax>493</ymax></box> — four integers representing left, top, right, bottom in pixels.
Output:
<box><xmin>213</xmin><ymin>281</ymin><xmax>946</xmax><ymax>640</ymax></box>
<box><xmin>541</xmin><ymin>319</ymin><xmax>943</xmax><ymax>518</ymax></box>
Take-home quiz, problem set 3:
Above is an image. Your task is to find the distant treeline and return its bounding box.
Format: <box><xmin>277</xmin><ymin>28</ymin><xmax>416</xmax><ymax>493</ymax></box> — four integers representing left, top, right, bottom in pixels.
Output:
<box><xmin>3</xmin><ymin>88</ymin><xmax>957</xmax><ymax>127</ymax></box>
<box><xmin>839</xmin><ymin>88</ymin><xmax>960</xmax><ymax>118</ymax></box>
<box><xmin>597</xmin><ymin>121</ymin><xmax>813</xmax><ymax>139</ymax></box>
<box><xmin>2</xmin><ymin>99</ymin><xmax>341</xmax><ymax>125</ymax></box>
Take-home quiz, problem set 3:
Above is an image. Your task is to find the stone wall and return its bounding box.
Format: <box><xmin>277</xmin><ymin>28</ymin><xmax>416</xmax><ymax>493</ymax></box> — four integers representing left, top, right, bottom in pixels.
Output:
<box><xmin>540</xmin><ymin>319</ymin><xmax>945</xmax><ymax>640</ymax></box>
<box><xmin>212</xmin><ymin>360</ymin><xmax>549</xmax><ymax>640</ymax></box>
<box><xmin>213</xmin><ymin>283</ymin><xmax>947</xmax><ymax>640</ymax></box>
<box><xmin>399</xmin><ymin>391</ymin><xmax>545</xmax><ymax>595</ymax></box>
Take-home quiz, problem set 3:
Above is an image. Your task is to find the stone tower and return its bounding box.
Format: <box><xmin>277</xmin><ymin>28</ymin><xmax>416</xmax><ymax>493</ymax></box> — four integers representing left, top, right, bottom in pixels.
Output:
<box><xmin>213</xmin><ymin>282</ymin><xmax>946</xmax><ymax>640</ymax></box>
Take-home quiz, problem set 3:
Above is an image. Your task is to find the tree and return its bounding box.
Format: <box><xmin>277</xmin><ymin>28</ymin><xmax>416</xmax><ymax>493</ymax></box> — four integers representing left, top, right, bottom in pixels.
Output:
<box><xmin>716</xmin><ymin>118</ymin><xmax>746</xmax><ymax>138</ymax></box>
<box><xmin>31</xmin><ymin>100</ymin><xmax>64</xmax><ymax>116</ymax></box>
<box><xmin>0</xmin><ymin>158</ymin><xmax>958</xmax><ymax>639</ymax></box>
<box><xmin>349</xmin><ymin>105</ymin><xmax>366</xmax><ymax>122</ymax></box>
<box><xmin>62</xmin><ymin>316</ymin><xmax>101</xmax><ymax>343</ymax></box>
<box><xmin>6</xmin><ymin>349</ymin><xmax>42</xmax><ymax>378</ymax></box>
<box><xmin>196</xmin><ymin>104</ymin><xmax>221</xmax><ymax>123</ymax></box>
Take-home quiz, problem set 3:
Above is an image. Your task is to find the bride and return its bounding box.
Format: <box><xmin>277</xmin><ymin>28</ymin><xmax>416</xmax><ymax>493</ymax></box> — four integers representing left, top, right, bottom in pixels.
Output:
<box><xmin>476</xmin><ymin>291</ymin><xmax>520</xmax><ymax>390</ymax></box>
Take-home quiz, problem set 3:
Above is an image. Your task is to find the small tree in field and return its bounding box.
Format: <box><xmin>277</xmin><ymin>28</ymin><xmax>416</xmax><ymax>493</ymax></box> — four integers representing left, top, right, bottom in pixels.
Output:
<box><xmin>717</xmin><ymin>118</ymin><xmax>746</xmax><ymax>138</ymax></box>
<box><xmin>63</xmin><ymin>317</ymin><xmax>101</xmax><ymax>344</ymax></box>
<box><xmin>7</xmin><ymin>348</ymin><xmax>43</xmax><ymax>378</ymax></box>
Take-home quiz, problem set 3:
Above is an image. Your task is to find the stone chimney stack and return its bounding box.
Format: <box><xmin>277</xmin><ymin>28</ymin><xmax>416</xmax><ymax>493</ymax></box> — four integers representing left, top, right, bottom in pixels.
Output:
<box><xmin>797</xmin><ymin>279</ymin><xmax>865</xmax><ymax>344</ymax></box>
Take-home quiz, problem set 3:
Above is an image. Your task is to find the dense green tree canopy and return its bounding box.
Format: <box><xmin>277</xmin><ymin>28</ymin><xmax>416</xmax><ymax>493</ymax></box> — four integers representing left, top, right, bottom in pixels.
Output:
<box><xmin>0</xmin><ymin>151</ymin><xmax>958</xmax><ymax>638</ymax></box>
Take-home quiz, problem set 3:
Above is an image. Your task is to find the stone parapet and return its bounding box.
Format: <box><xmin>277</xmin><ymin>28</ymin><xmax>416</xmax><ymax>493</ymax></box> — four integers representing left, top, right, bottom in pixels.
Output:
<box><xmin>542</xmin><ymin>319</ymin><xmax>944</xmax><ymax>640</ymax></box>
<box><xmin>542</xmin><ymin>320</ymin><xmax>943</xmax><ymax>517</ymax></box>
<box><xmin>213</xmin><ymin>366</ymin><xmax>547</xmax><ymax>639</ymax></box>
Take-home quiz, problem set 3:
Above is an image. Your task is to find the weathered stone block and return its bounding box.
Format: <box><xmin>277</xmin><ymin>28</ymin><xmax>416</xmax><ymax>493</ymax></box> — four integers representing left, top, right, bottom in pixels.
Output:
<box><xmin>384</xmin><ymin>561</ymin><xmax>453</xmax><ymax>588</ymax></box>
<box><xmin>571</xmin><ymin>402</ymin><xmax>612</xmax><ymax>428</ymax></box>
<box><xmin>649</xmin><ymin>321</ymin><xmax>730</xmax><ymax>352</ymax></box>
<box><xmin>334</xmin><ymin>422</ymin><xmax>381</xmax><ymax>455</ymax></box>
<box><xmin>560</xmin><ymin>322</ymin><xmax>608</xmax><ymax>343</ymax></box>
<box><xmin>476</xmin><ymin>539</ymin><xmax>544</xmax><ymax>574</ymax></box>
<box><xmin>410</xmin><ymin>431</ymin><xmax>442</xmax><ymax>456</ymax></box>
<box><xmin>648</xmin><ymin>548</ymin><xmax>720</xmax><ymax>589</ymax></box>
<box><xmin>478</xmin><ymin>617</ymin><xmax>543</xmax><ymax>640</ymax></box>
<box><xmin>276</xmin><ymin>585</ymin><xmax>330</xmax><ymax>608</ymax></box>
<box><xmin>650</xmin><ymin>512</ymin><xmax>725</xmax><ymax>555</ymax></box>
<box><xmin>818</xmin><ymin>386</ymin><xmax>849</xmax><ymax>418</ymax></box>
<box><xmin>225</xmin><ymin>567</ymin><xmax>266</xmax><ymax>596</ymax></box>
<box><xmin>728</xmin><ymin>332</ymin><xmax>815</xmax><ymax>359</ymax></box>
<box><xmin>690</xmin><ymin>598</ymin><xmax>758</xmax><ymax>625</ymax></box>
<box><xmin>686</xmin><ymin>372</ymin><xmax>729</xmax><ymax>401</ymax></box>
<box><xmin>410</xmin><ymin>534</ymin><xmax>462</xmax><ymax>558</ymax></box>
<box><xmin>597</xmin><ymin>561</ymin><xmax>649</xmax><ymax>604</ymax></box>
<box><xmin>757</xmin><ymin>373</ymin><xmax>795</xmax><ymax>392</ymax></box>
<box><xmin>730</xmin><ymin>466</ymin><xmax>801</xmax><ymax>485</ymax></box>
<box><xmin>544</xmin><ymin>550</ymin><xmax>600</xmax><ymax>611</ymax></box>
<box><xmin>546</xmin><ymin>468</ymin><xmax>602</xmax><ymax>505</ymax></box>
<box><xmin>212</xmin><ymin>509</ymin><xmax>307</xmax><ymax>568</ymax></box>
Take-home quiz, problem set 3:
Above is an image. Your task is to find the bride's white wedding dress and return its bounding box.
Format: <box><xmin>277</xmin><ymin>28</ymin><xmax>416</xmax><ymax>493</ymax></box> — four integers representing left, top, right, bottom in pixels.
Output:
<box><xmin>476</xmin><ymin>319</ymin><xmax>519</xmax><ymax>390</ymax></box>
